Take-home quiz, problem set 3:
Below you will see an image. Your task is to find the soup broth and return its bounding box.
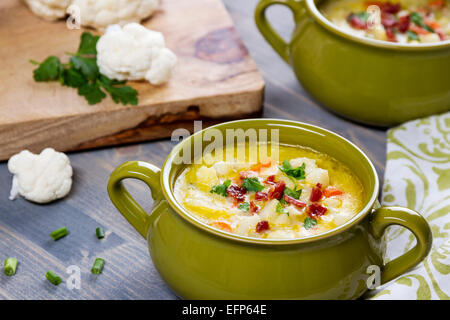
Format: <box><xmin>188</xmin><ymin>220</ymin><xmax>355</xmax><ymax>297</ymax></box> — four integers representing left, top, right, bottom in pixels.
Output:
<box><xmin>174</xmin><ymin>143</ymin><xmax>365</xmax><ymax>240</ymax></box>
<box><xmin>320</xmin><ymin>0</ymin><xmax>449</xmax><ymax>43</ymax></box>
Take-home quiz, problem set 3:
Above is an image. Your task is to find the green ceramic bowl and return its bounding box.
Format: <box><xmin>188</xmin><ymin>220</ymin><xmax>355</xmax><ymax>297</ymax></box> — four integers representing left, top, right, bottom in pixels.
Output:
<box><xmin>255</xmin><ymin>0</ymin><xmax>450</xmax><ymax>126</ymax></box>
<box><xmin>107</xmin><ymin>119</ymin><xmax>432</xmax><ymax>299</ymax></box>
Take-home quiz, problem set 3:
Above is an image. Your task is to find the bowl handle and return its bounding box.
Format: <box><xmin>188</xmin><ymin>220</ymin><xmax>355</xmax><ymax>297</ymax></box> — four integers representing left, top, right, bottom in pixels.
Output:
<box><xmin>369</xmin><ymin>206</ymin><xmax>433</xmax><ymax>284</ymax></box>
<box><xmin>107</xmin><ymin>161</ymin><xmax>166</xmax><ymax>239</ymax></box>
<box><xmin>254</xmin><ymin>0</ymin><xmax>303</xmax><ymax>63</ymax></box>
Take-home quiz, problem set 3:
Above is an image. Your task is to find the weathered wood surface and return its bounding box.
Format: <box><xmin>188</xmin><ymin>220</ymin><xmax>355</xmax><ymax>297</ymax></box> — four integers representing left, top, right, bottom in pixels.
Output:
<box><xmin>0</xmin><ymin>0</ymin><xmax>264</xmax><ymax>160</ymax></box>
<box><xmin>0</xmin><ymin>0</ymin><xmax>386</xmax><ymax>300</ymax></box>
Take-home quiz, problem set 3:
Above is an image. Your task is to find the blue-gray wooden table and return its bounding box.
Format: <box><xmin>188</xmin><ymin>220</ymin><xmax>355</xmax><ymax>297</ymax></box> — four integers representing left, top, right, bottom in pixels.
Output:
<box><xmin>0</xmin><ymin>0</ymin><xmax>386</xmax><ymax>299</ymax></box>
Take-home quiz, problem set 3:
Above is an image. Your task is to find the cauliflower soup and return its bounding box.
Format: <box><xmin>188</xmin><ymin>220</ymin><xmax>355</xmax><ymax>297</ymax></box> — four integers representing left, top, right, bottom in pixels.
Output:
<box><xmin>174</xmin><ymin>143</ymin><xmax>365</xmax><ymax>240</ymax></box>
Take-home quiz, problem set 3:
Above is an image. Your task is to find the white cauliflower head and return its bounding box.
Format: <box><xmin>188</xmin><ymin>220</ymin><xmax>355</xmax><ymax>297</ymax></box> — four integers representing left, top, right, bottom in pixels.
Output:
<box><xmin>71</xmin><ymin>0</ymin><xmax>160</xmax><ymax>30</ymax></box>
<box><xmin>96</xmin><ymin>23</ymin><xmax>177</xmax><ymax>85</ymax></box>
<box><xmin>8</xmin><ymin>148</ymin><xmax>73</xmax><ymax>204</ymax></box>
<box><xmin>24</xmin><ymin>0</ymin><xmax>71</xmax><ymax>21</ymax></box>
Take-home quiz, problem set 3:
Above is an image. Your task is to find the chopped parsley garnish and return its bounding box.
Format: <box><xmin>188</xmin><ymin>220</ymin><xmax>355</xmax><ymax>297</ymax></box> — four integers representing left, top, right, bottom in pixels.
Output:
<box><xmin>31</xmin><ymin>32</ymin><xmax>138</xmax><ymax>106</ymax></box>
<box><xmin>279</xmin><ymin>160</ymin><xmax>306</xmax><ymax>180</ymax></box>
<box><xmin>210</xmin><ymin>179</ymin><xmax>231</xmax><ymax>197</ymax></box>
<box><xmin>276</xmin><ymin>201</ymin><xmax>289</xmax><ymax>215</ymax></box>
<box><xmin>283</xmin><ymin>186</ymin><xmax>302</xmax><ymax>199</ymax></box>
<box><xmin>242</xmin><ymin>177</ymin><xmax>264</xmax><ymax>192</ymax></box>
<box><xmin>407</xmin><ymin>30</ymin><xmax>419</xmax><ymax>41</ymax></box>
<box><xmin>239</xmin><ymin>202</ymin><xmax>250</xmax><ymax>211</ymax></box>
<box><xmin>304</xmin><ymin>217</ymin><xmax>317</xmax><ymax>230</ymax></box>
<box><xmin>410</xmin><ymin>12</ymin><xmax>434</xmax><ymax>33</ymax></box>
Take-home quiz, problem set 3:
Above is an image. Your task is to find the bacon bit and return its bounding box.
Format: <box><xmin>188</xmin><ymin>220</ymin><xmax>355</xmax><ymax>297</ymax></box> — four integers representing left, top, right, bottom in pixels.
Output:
<box><xmin>309</xmin><ymin>183</ymin><xmax>323</xmax><ymax>202</ymax></box>
<box><xmin>410</xmin><ymin>25</ymin><xmax>430</xmax><ymax>35</ymax></box>
<box><xmin>250</xmin><ymin>201</ymin><xmax>260</xmax><ymax>214</ymax></box>
<box><xmin>226</xmin><ymin>185</ymin><xmax>246</xmax><ymax>202</ymax></box>
<box><xmin>397</xmin><ymin>15</ymin><xmax>410</xmax><ymax>33</ymax></box>
<box><xmin>307</xmin><ymin>204</ymin><xmax>328</xmax><ymax>218</ymax></box>
<box><xmin>323</xmin><ymin>187</ymin><xmax>344</xmax><ymax>198</ymax></box>
<box><xmin>268</xmin><ymin>181</ymin><xmax>286</xmax><ymax>200</ymax></box>
<box><xmin>347</xmin><ymin>13</ymin><xmax>367</xmax><ymax>29</ymax></box>
<box><xmin>381</xmin><ymin>2</ymin><xmax>401</xmax><ymax>14</ymax></box>
<box><xmin>212</xmin><ymin>221</ymin><xmax>232</xmax><ymax>232</ymax></box>
<box><xmin>385</xmin><ymin>27</ymin><xmax>397</xmax><ymax>42</ymax></box>
<box><xmin>264</xmin><ymin>175</ymin><xmax>276</xmax><ymax>185</ymax></box>
<box><xmin>256</xmin><ymin>220</ymin><xmax>270</xmax><ymax>233</ymax></box>
<box><xmin>437</xmin><ymin>31</ymin><xmax>446</xmax><ymax>41</ymax></box>
<box><xmin>283</xmin><ymin>195</ymin><xmax>307</xmax><ymax>208</ymax></box>
<box><xmin>381</xmin><ymin>12</ymin><xmax>397</xmax><ymax>28</ymax></box>
<box><xmin>255</xmin><ymin>191</ymin><xmax>268</xmax><ymax>201</ymax></box>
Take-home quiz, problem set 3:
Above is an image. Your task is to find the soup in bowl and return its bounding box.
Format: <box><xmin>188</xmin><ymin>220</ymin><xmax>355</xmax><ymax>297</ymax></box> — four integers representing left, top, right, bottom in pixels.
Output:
<box><xmin>107</xmin><ymin>119</ymin><xmax>432</xmax><ymax>299</ymax></box>
<box><xmin>321</xmin><ymin>0</ymin><xmax>449</xmax><ymax>44</ymax></box>
<box><xmin>174</xmin><ymin>144</ymin><xmax>365</xmax><ymax>239</ymax></box>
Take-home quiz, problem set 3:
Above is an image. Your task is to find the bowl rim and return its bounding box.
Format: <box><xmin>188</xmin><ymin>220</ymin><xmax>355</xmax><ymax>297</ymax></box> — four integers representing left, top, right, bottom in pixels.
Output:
<box><xmin>160</xmin><ymin>119</ymin><xmax>380</xmax><ymax>245</ymax></box>
<box><xmin>306</xmin><ymin>0</ymin><xmax>450</xmax><ymax>51</ymax></box>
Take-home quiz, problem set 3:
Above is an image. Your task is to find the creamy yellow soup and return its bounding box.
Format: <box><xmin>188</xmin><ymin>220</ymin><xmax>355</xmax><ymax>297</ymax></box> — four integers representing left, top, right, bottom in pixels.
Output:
<box><xmin>174</xmin><ymin>144</ymin><xmax>365</xmax><ymax>240</ymax></box>
<box><xmin>321</xmin><ymin>0</ymin><xmax>449</xmax><ymax>43</ymax></box>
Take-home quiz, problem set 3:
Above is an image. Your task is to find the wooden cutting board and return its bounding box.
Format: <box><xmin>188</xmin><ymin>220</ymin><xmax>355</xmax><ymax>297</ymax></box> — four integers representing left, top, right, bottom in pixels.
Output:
<box><xmin>0</xmin><ymin>0</ymin><xmax>264</xmax><ymax>161</ymax></box>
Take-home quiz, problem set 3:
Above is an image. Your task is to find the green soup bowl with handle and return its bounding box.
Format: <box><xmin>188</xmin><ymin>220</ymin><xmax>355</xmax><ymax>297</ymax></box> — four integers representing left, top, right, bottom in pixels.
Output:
<box><xmin>255</xmin><ymin>0</ymin><xmax>450</xmax><ymax>127</ymax></box>
<box><xmin>107</xmin><ymin>119</ymin><xmax>432</xmax><ymax>299</ymax></box>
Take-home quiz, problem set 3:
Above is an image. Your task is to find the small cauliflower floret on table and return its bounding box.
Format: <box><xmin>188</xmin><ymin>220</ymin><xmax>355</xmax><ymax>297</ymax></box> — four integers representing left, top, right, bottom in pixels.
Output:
<box><xmin>96</xmin><ymin>23</ymin><xmax>177</xmax><ymax>85</ymax></box>
<box><xmin>7</xmin><ymin>148</ymin><xmax>73</xmax><ymax>204</ymax></box>
<box><xmin>71</xmin><ymin>0</ymin><xmax>160</xmax><ymax>30</ymax></box>
<box><xmin>24</xmin><ymin>0</ymin><xmax>71</xmax><ymax>21</ymax></box>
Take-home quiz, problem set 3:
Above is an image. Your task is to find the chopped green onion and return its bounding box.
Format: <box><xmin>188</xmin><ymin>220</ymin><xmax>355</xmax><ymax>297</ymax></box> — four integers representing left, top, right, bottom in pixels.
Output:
<box><xmin>50</xmin><ymin>226</ymin><xmax>69</xmax><ymax>241</ymax></box>
<box><xmin>91</xmin><ymin>258</ymin><xmax>105</xmax><ymax>275</ymax></box>
<box><xmin>96</xmin><ymin>227</ymin><xmax>105</xmax><ymax>239</ymax></box>
<box><xmin>46</xmin><ymin>271</ymin><xmax>62</xmax><ymax>285</ymax></box>
<box><xmin>4</xmin><ymin>258</ymin><xmax>18</xmax><ymax>276</ymax></box>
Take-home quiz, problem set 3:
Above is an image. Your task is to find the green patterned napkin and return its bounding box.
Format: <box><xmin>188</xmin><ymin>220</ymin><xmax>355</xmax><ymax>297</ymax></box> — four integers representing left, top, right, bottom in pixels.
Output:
<box><xmin>367</xmin><ymin>112</ymin><xmax>450</xmax><ymax>300</ymax></box>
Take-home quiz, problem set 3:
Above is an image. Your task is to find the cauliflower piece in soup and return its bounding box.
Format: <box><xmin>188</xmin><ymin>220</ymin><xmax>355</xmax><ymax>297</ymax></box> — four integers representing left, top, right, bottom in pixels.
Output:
<box><xmin>71</xmin><ymin>0</ymin><xmax>160</xmax><ymax>30</ymax></box>
<box><xmin>24</xmin><ymin>0</ymin><xmax>71</xmax><ymax>21</ymax></box>
<box><xmin>8</xmin><ymin>148</ymin><xmax>73</xmax><ymax>204</ymax></box>
<box><xmin>96</xmin><ymin>23</ymin><xmax>177</xmax><ymax>85</ymax></box>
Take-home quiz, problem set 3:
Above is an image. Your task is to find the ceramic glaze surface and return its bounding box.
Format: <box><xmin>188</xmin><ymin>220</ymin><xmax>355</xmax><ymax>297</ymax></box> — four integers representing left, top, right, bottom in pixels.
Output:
<box><xmin>255</xmin><ymin>0</ymin><xmax>450</xmax><ymax>126</ymax></box>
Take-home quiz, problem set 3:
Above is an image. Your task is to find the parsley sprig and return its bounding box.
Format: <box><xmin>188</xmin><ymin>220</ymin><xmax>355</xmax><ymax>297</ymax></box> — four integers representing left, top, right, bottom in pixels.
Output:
<box><xmin>31</xmin><ymin>32</ymin><xmax>138</xmax><ymax>106</ymax></box>
<box><xmin>242</xmin><ymin>177</ymin><xmax>264</xmax><ymax>192</ymax></box>
<box><xmin>210</xmin><ymin>180</ymin><xmax>231</xmax><ymax>197</ymax></box>
<box><xmin>279</xmin><ymin>160</ymin><xmax>306</xmax><ymax>180</ymax></box>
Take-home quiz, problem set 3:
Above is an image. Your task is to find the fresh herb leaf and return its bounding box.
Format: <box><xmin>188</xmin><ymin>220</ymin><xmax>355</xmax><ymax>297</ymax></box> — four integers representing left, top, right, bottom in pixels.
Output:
<box><xmin>32</xmin><ymin>56</ymin><xmax>63</xmax><ymax>82</ymax></box>
<box><xmin>276</xmin><ymin>201</ymin><xmax>289</xmax><ymax>215</ymax></box>
<box><xmin>210</xmin><ymin>180</ymin><xmax>231</xmax><ymax>197</ymax></box>
<box><xmin>31</xmin><ymin>32</ymin><xmax>139</xmax><ymax>106</ymax></box>
<box><xmin>77</xmin><ymin>32</ymin><xmax>100</xmax><ymax>55</ymax></box>
<box><xmin>242</xmin><ymin>177</ymin><xmax>264</xmax><ymax>192</ymax></box>
<box><xmin>304</xmin><ymin>217</ymin><xmax>317</xmax><ymax>229</ymax></box>
<box><xmin>239</xmin><ymin>202</ymin><xmax>250</xmax><ymax>211</ymax></box>
<box><xmin>355</xmin><ymin>12</ymin><xmax>369</xmax><ymax>22</ymax></box>
<box><xmin>407</xmin><ymin>30</ymin><xmax>419</xmax><ymax>41</ymax></box>
<box><xmin>78</xmin><ymin>82</ymin><xmax>107</xmax><ymax>105</ymax></box>
<box><xmin>61</xmin><ymin>68</ymin><xmax>86</xmax><ymax>88</ymax></box>
<box><xmin>70</xmin><ymin>56</ymin><xmax>99</xmax><ymax>81</ymax></box>
<box><xmin>99</xmin><ymin>76</ymin><xmax>138</xmax><ymax>106</ymax></box>
<box><xmin>283</xmin><ymin>186</ymin><xmax>302</xmax><ymax>199</ymax></box>
<box><xmin>410</xmin><ymin>12</ymin><xmax>434</xmax><ymax>32</ymax></box>
<box><xmin>279</xmin><ymin>160</ymin><xmax>306</xmax><ymax>180</ymax></box>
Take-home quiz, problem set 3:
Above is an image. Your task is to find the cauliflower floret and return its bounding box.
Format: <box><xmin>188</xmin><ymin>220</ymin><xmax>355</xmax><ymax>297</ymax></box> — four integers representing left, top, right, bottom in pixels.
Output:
<box><xmin>96</xmin><ymin>23</ymin><xmax>177</xmax><ymax>85</ymax></box>
<box><xmin>24</xmin><ymin>0</ymin><xmax>71</xmax><ymax>21</ymax></box>
<box><xmin>212</xmin><ymin>161</ymin><xmax>233</xmax><ymax>176</ymax></box>
<box><xmin>306</xmin><ymin>167</ymin><xmax>329</xmax><ymax>187</ymax></box>
<box><xmin>71</xmin><ymin>0</ymin><xmax>160</xmax><ymax>30</ymax></box>
<box><xmin>8</xmin><ymin>148</ymin><xmax>73</xmax><ymax>204</ymax></box>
